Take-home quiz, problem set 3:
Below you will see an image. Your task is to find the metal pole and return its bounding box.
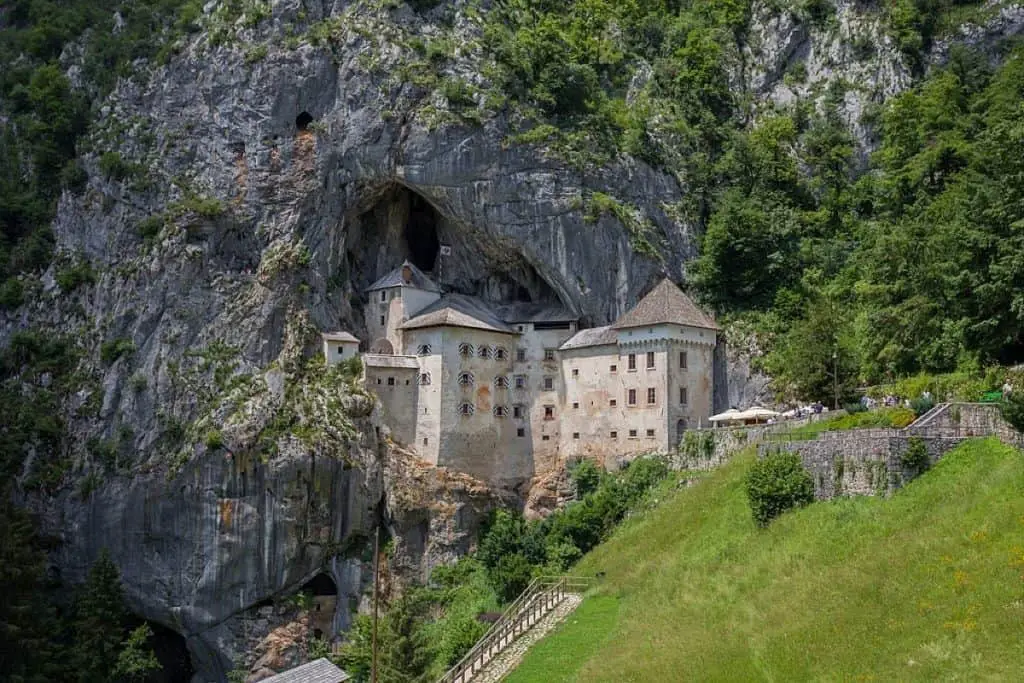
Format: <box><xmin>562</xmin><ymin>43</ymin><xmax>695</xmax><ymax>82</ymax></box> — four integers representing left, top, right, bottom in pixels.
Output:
<box><xmin>832</xmin><ymin>350</ymin><xmax>839</xmax><ymax>411</ymax></box>
<box><xmin>371</xmin><ymin>524</ymin><xmax>379</xmax><ymax>683</ymax></box>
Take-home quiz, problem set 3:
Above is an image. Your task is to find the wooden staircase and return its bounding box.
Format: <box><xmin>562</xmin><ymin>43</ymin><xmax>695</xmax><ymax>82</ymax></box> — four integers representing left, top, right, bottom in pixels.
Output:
<box><xmin>437</xmin><ymin>576</ymin><xmax>591</xmax><ymax>683</ymax></box>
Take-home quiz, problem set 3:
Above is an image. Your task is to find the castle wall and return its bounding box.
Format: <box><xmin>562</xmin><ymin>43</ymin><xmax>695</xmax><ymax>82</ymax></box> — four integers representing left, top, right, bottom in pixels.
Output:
<box><xmin>364</xmin><ymin>356</ymin><xmax>419</xmax><ymax>446</ymax></box>
<box><xmin>403</xmin><ymin>328</ymin><xmax>444</xmax><ymax>464</ymax></box>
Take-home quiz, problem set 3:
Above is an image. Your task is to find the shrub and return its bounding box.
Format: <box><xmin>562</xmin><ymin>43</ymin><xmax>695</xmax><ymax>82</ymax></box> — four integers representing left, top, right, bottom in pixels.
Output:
<box><xmin>98</xmin><ymin>151</ymin><xmax>139</xmax><ymax>181</ymax></box>
<box><xmin>488</xmin><ymin>552</ymin><xmax>533</xmax><ymax>603</ymax></box>
<box><xmin>56</xmin><ymin>260</ymin><xmax>96</xmax><ymax>293</ymax></box>
<box><xmin>999</xmin><ymin>391</ymin><xmax>1024</xmax><ymax>432</ymax></box>
<box><xmin>203</xmin><ymin>429</ymin><xmax>224</xmax><ymax>450</ymax></box>
<box><xmin>843</xmin><ymin>401</ymin><xmax>867</xmax><ymax>414</ymax></box>
<box><xmin>910</xmin><ymin>395</ymin><xmax>934</xmax><ymax>417</ymax></box>
<box><xmin>569</xmin><ymin>459</ymin><xmax>601</xmax><ymax>498</ymax></box>
<box><xmin>0</xmin><ymin>278</ymin><xmax>25</xmax><ymax>308</ymax></box>
<box><xmin>900</xmin><ymin>436</ymin><xmax>929</xmax><ymax>472</ymax></box>
<box><xmin>100</xmin><ymin>338</ymin><xmax>135</xmax><ymax>364</ymax></box>
<box><xmin>745</xmin><ymin>450</ymin><xmax>815</xmax><ymax>527</ymax></box>
<box><xmin>136</xmin><ymin>216</ymin><xmax>164</xmax><ymax>240</ymax></box>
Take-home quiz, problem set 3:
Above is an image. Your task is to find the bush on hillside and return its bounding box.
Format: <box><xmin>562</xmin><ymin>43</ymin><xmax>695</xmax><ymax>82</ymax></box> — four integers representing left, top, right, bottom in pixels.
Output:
<box><xmin>999</xmin><ymin>391</ymin><xmax>1024</xmax><ymax>433</ymax></box>
<box><xmin>910</xmin><ymin>395</ymin><xmax>934</xmax><ymax>417</ymax></box>
<box><xmin>900</xmin><ymin>436</ymin><xmax>930</xmax><ymax>472</ymax></box>
<box><xmin>745</xmin><ymin>451</ymin><xmax>815</xmax><ymax>527</ymax></box>
<box><xmin>569</xmin><ymin>459</ymin><xmax>601</xmax><ymax>498</ymax></box>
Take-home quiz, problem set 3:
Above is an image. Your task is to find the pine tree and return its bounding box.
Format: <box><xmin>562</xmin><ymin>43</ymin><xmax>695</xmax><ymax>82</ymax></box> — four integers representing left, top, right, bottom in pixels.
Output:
<box><xmin>70</xmin><ymin>549</ymin><xmax>128</xmax><ymax>683</ymax></box>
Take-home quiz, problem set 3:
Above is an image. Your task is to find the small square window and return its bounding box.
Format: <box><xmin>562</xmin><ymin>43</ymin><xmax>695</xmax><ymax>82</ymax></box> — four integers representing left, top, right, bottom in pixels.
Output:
<box><xmin>647</xmin><ymin>387</ymin><xmax>656</xmax><ymax>404</ymax></box>
<box><xmin>610</xmin><ymin>364</ymin><xmax>617</xmax><ymax>373</ymax></box>
<box><xmin>515</xmin><ymin>375</ymin><xmax>526</xmax><ymax>389</ymax></box>
<box><xmin>646</xmin><ymin>429</ymin><xmax>655</xmax><ymax>437</ymax></box>
<box><xmin>572</xmin><ymin>402</ymin><xmax>579</xmax><ymax>409</ymax></box>
<box><xmin>610</xmin><ymin>431</ymin><xmax>617</xmax><ymax>438</ymax></box>
<box><xmin>516</xmin><ymin>348</ymin><xmax>526</xmax><ymax>362</ymax></box>
<box><xmin>572</xmin><ymin>432</ymin><xmax>580</xmax><ymax>439</ymax></box>
<box><xmin>629</xmin><ymin>429</ymin><xmax>638</xmax><ymax>438</ymax></box>
<box><xmin>679</xmin><ymin>351</ymin><xmax>688</xmax><ymax>369</ymax></box>
<box><xmin>544</xmin><ymin>349</ymin><xmax>556</xmax><ymax>361</ymax></box>
<box><xmin>517</xmin><ymin>428</ymin><xmax>526</xmax><ymax>437</ymax></box>
<box><xmin>542</xmin><ymin>435</ymin><xmax>550</xmax><ymax>441</ymax></box>
<box><xmin>609</xmin><ymin>399</ymin><xmax>617</xmax><ymax>407</ymax></box>
<box><xmin>646</xmin><ymin>351</ymin><xmax>655</xmax><ymax>369</ymax></box>
<box><xmin>513</xmin><ymin>405</ymin><xmax>524</xmax><ymax>419</ymax></box>
<box><xmin>572</xmin><ymin>368</ymin><xmax>579</xmax><ymax>377</ymax></box>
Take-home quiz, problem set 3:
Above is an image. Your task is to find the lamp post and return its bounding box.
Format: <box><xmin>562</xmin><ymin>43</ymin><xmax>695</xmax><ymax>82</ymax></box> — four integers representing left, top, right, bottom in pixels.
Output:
<box><xmin>832</xmin><ymin>350</ymin><xmax>839</xmax><ymax>411</ymax></box>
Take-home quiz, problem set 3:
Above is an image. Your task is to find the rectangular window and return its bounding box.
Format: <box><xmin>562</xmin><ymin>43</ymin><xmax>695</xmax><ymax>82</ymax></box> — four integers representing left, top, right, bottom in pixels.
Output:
<box><xmin>379</xmin><ymin>315</ymin><xmax>385</xmax><ymax>326</ymax></box>
<box><xmin>572</xmin><ymin>368</ymin><xmax>579</xmax><ymax>377</ymax></box>
<box><xmin>542</xmin><ymin>435</ymin><xmax>550</xmax><ymax>441</ymax></box>
<box><xmin>513</xmin><ymin>405</ymin><xmax>524</xmax><ymax>419</ymax></box>
<box><xmin>516</xmin><ymin>348</ymin><xmax>527</xmax><ymax>362</ymax></box>
<box><xmin>517</xmin><ymin>428</ymin><xmax>525</xmax><ymax>437</ymax></box>
<box><xmin>376</xmin><ymin>378</ymin><xmax>382</xmax><ymax>385</ymax></box>
<box><xmin>572</xmin><ymin>432</ymin><xmax>580</xmax><ymax>439</ymax></box>
<box><xmin>628</xmin><ymin>353</ymin><xmax>636</xmax><ymax>370</ymax></box>
<box><xmin>647</xmin><ymin>387</ymin><xmax>656</xmax><ymax>404</ymax></box>
<box><xmin>572</xmin><ymin>402</ymin><xmax>579</xmax><ymax>409</ymax></box>
<box><xmin>609</xmin><ymin>399</ymin><xmax>617</xmax><ymax>407</ymax></box>
<box><xmin>514</xmin><ymin>375</ymin><xmax>526</xmax><ymax>389</ymax></box>
<box><xmin>646</xmin><ymin>351</ymin><xmax>655</xmax><ymax>369</ymax></box>
<box><xmin>423</xmin><ymin>438</ymin><xmax>428</xmax><ymax>446</ymax></box>
<box><xmin>544</xmin><ymin>405</ymin><xmax>555</xmax><ymax>420</ymax></box>
<box><xmin>629</xmin><ymin>429</ymin><xmax>638</xmax><ymax>438</ymax></box>
<box><xmin>679</xmin><ymin>387</ymin><xmax>688</xmax><ymax>405</ymax></box>
<box><xmin>610</xmin><ymin>431</ymin><xmax>618</xmax><ymax>439</ymax></box>
<box><xmin>610</xmin><ymin>364</ymin><xmax>617</xmax><ymax>373</ymax></box>
<box><xmin>544</xmin><ymin>348</ymin><xmax>556</xmax><ymax>361</ymax></box>
<box><xmin>628</xmin><ymin>389</ymin><xmax>636</xmax><ymax>406</ymax></box>
<box><xmin>543</xmin><ymin>376</ymin><xmax>554</xmax><ymax>390</ymax></box>
<box><xmin>679</xmin><ymin>351</ymin><xmax>688</xmax><ymax>369</ymax></box>
<box><xmin>381</xmin><ymin>291</ymin><xmax>386</xmax><ymax>302</ymax></box>
<box><xmin>646</xmin><ymin>429</ymin><xmax>655</xmax><ymax>438</ymax></box>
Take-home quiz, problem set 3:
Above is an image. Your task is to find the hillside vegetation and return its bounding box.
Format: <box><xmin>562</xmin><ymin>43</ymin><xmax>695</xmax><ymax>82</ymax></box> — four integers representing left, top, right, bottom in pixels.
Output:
<box><xmin>507</xmin><ymin>439</ymin><xmax>1024</xmax><ymax>682</ymax></box>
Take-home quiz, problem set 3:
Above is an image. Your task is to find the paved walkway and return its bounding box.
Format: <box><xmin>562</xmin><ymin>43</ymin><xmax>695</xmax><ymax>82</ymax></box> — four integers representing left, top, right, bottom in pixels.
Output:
<box><xmin>471</xmin><ymin>593</ymin><xmax>584</xmax><ymax>683</ymax></box>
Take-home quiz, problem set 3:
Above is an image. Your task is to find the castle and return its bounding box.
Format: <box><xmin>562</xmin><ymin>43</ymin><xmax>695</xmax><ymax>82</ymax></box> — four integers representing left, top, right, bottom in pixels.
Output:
<box><xmin>323</xmin><ymin>262</ymin><xmax>722</xmax><ymax>487</ymax></box>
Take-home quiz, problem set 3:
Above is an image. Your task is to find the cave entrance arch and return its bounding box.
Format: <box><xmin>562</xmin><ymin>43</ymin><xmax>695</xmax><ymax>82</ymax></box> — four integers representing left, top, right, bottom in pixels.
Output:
<box><xmin>404</xmin><ymin>192</ymin><xmax>439</xmax><ymax>272</ymax></box>
<box><xmin>126</xmin><ymin>619</ymin><xmax>194</xmax><ymax>683</ymax></box>
<box><xmin>302</xmin><ymin>572</ymin><xmax>338</xmax><ymax>640</ymax></box>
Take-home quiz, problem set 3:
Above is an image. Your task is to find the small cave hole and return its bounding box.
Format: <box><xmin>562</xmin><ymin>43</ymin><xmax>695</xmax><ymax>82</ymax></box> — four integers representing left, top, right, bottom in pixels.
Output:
<box><xmin>296</xmin><ymin>111</ymin><xmax>314</xmax><ymax>131</ymax></box>
<box><xmin>303</xmin><ymin>572</ymin><xmax>337</xmax><ymax>597</ymax></box>
<box><xmin>404</xmin><ymin>192</ymin><xmax>440</xmax><ymax>272</ymax></box>
<box><xmin>130</xmin><ymin>620</ymin><xmax>194</xmax><ymax>683</ymax></box>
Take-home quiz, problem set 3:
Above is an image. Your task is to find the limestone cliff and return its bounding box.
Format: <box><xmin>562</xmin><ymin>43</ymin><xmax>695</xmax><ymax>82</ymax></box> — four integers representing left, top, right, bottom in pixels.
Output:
<box><xmin>2</xmin><ymin>0</ymin><xmax>1022</xmax><ymax>680</ymax></box>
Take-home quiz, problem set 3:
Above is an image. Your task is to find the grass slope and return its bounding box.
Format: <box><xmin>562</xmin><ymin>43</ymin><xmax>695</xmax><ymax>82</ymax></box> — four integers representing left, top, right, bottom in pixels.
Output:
<box><xmin>509</xmin><ymin>439</ymin><xmax>1024</xmax><ymax>681</ymax></box>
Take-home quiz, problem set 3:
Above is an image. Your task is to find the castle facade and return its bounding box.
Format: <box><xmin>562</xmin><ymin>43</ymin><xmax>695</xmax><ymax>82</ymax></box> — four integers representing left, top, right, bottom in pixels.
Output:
<box><xmin>323</xmin><ymin>263</ymin><xmax>721</xmax><ymax>487</ymax></box>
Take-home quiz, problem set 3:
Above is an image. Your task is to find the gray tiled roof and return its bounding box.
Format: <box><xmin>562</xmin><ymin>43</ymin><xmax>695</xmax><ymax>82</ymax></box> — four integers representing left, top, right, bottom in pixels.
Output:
<box><xmin>366</xmin><ymin>261</ymin><xmax>440</xmax><ymax>293</ymax></box>
<box><xmin>363</xmin><ymin>354</ymin><xmax>420</xmax><ymax>369</ymax></box>
<box><xmin>612</xmin><ymin>278</ymin><xmax>719</xmax><ymax>331</ymax></box>
<box><xmin>259</xmin><ymin>659</ymin><xmax>351</xmax><ymax>683</ymax></box>
<box><xmin>493</xmin><ymin>302</ymin><xmax>577</xmax><ymax>324</ymax></box>
<box><xmin>321</xmin><ymin>331</ymin><xmax>360</xmax><ymax>343</ymax></box>
<box><xmin>400</xmin><ymin>294</ymin><xmax>518</xmax><ymax>334</ymax></box>
<box><xmin>559</xmin><ymin>325</ymin><xmax>617</xmax><ymax>350</ymax></box>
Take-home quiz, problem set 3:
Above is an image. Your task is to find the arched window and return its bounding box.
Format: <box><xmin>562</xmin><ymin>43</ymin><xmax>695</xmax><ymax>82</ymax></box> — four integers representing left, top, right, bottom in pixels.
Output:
<box><xmin>478</xmin><ymin>346</ymin><xmax>492</xmax><ymax>359</ymax></box>
<box><xmin>494</xmin><ymin>375</ymin><xmax>510</xmax><ymax>388</ymax></box>
<box><xmin>416</xmin><ymin>344</ymin><xmax>432</xmax><ymax>355</ymax></box>
<box><xmin>458</xmin><ymin>372</ymin><xmax>474</xmax><ymax>386</ymax></box>
<box><xmin>459</xmin><ymin>343</ymin><xmax>474</xmax><ymax>358</ymax></box>
<box><xmin>459</xmin><ymin>403</ymin><xmax>474</xmax><ymax>416</ymax></box>
<box><xmin>494</xmin><ymin>347</ymin><xmax>507</xmax><ymax>361</ymax></box>
<box><xmin>418</xmin><ymin>372</ymin><xmax>432</xmax><ymax>386</ymax></box>
<box><xmin>493</xmin><ymin>405</ymin><xmax>508</xmax><ymax>417</ymax></box>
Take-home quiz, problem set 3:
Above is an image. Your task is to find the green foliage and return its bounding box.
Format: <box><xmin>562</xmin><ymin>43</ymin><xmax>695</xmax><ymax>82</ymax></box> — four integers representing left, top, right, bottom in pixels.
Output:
<box><xmin>56</xmin><ymin>259</ymin><xmax>96</xmax><ymax>293</ymax></box>
<box><xmin>203</xmin><ymin>428</ymin><xmax>224</xmax><ymax>450</ymax></box>
<box><xmin>900</xmin><ymin>436</ymin><xmax>930</xmax><ymax>472</ymax></box>
<box><xmin>910</xmin><ymin>395</ymin><xmax>935</xmax><ymax>417</ymax></box>
<box><xmin>100</xmin><ymin>337</ymin><xmax>136</xmax><ymax>364</ymax></box>
<box><xmin>114</xmin><ymin>624</ymin><xmax>161</xmax><ymax>682</ymax></box>
<box><xmin>998</xmin><ymin>391</ymin><xmax>1024</xmax><ymax>432</ymax></box>
<box><xmin>97</xmin><ymin>151</ymin><xmax>144</xmax><ymax>181</ymax></box>
<box><xmin>71</xmin><ymin>550</ymin><xmax>130</xmax><ymax>682</ymax></box>
<box><xmin>745</xmin><ymin>450</ymin><xmax>814</xmax><ymax>527</ymax></box>
<box><xmin>569</xmin><ymin>459</ymin><xmax>601</xmax><ymax>498</ymax></box>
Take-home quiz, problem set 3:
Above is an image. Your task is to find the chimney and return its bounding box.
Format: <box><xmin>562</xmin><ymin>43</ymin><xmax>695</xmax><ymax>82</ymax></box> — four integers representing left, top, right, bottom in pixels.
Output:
<box><xmin>401</xmin><ymin>264</ymin><xmax>413</xmax><ymax>284</ymax></box>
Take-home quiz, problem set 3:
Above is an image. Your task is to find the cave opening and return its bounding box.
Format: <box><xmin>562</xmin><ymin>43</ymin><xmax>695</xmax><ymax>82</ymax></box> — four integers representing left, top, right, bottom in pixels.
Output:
<box><xmin>404</xmin><ymin>192</ymin><xmax>440</xmax><ymax>272</ymax></box>
<box><xmin>295</xmin><ymin>111</ymin><xmax>313</xmax><ymax>131</ymax></box>
<box><xmin>135</xmin><ymin>620</ymin><xmax>195</xmax><ymax>683</ymax></box>
<box><xmin>303</xmin><ymin>572</ymin><xmax>337</xmax><ymax>597</ymax></box>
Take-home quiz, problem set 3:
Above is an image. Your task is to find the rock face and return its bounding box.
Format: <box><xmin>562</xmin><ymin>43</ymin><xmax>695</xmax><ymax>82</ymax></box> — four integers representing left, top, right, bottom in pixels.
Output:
<box><xmin>4</xmin><ymin>0</ymin><xmax>1024</xmax><ymax>680</ymax></box>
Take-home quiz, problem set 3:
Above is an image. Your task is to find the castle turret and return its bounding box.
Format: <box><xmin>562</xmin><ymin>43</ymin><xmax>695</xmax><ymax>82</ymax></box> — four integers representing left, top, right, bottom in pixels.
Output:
<box><xmin>364</xmin><ymin>261</ymin><xmax>441</xmax><ymax>354</ymax></box>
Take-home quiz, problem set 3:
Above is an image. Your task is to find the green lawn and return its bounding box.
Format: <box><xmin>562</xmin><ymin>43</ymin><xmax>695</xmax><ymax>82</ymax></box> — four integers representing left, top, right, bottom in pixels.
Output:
<box><xmin>503</xmin><ymin>596</ymin><xmax>619</xmax><ymax>683</ymax></box>
<box><xmin>510</xmin><ymin>439</ymin><xmax>1024</xmax><ymax>681</ymax></box>
<box><xmin>783</xmin><ymin>406</ymin><xmax>917</xmax><ymax>438</ymax></box>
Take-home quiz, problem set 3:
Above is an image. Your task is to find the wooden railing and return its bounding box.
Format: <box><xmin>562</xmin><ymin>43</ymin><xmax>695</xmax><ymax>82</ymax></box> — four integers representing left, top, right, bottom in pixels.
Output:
<box><xmin>437</xmin><ymin>575</ymin><xmax>592</xmax><ymax>683</ymax></box>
